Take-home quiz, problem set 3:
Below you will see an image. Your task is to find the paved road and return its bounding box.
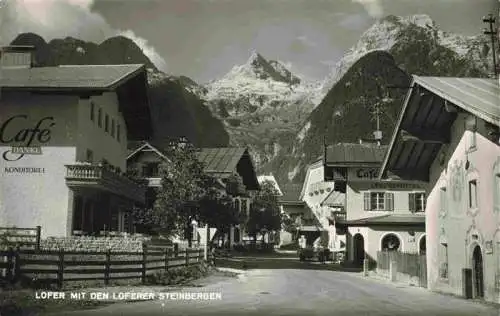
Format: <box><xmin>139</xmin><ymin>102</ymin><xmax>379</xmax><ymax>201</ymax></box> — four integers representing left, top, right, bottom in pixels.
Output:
<box><xmin>47</xmin><ymin>268</ymin><xmax>499</xmax><ymax>316</ymax></box>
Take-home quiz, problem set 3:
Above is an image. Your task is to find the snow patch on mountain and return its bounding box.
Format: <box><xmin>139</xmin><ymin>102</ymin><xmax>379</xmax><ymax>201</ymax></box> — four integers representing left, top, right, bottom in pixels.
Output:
<box><xmin>297</xmin><ymin>121</ymin><xmax>311</xmax><ymax>142</ymax></box>
<box><xmin>204</xmin><ymin>52</ymin><xmax>322</xmax><ymax>113</ymax></box>
<box><xmin>317</xmin><ymin>14</ymin><xmax>492</xmax><ymax>99</ymax></box>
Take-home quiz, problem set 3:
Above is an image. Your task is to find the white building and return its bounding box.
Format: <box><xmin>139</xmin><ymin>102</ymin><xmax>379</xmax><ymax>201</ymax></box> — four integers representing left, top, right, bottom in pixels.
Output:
<box><xmin>379</xmin><ymin>76</ymin><xmax>500</xmax><ymax>302</ymax></box>
<box><xmin>300</xmin><ymin>158</ymin><xmax>345</xmax><ymax>252</ymax></box>
<box><xmin>0</xmin><ymin>46</ymin><xmax>151</xmax><ymax>238</ymax></box>
<box><xmin>324</xmin><ymin>142</ymin><xmax>426</xmax><ymax>267</ymax></box>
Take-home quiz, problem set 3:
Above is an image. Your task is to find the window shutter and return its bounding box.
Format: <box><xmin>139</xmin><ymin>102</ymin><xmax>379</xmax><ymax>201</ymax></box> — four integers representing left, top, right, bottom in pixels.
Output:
<box><xmin>386</xmin><ymin>193</ymin><xmax>394</xmax><ymax>211</ymax></box>
<box><xmin>364</xmin><ymin>193</ymin><xmax>370</xmax><ymax>211</ymax></box>
<box><xmin>409</xmin><ymin>193</ymin><xmax>416</xmax><ymax>213</ymax></box>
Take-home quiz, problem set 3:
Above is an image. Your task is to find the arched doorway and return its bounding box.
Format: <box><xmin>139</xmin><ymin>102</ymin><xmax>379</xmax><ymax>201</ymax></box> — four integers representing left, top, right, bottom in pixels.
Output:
<box><xmin>353</xmin><ymin>234</ymin><xmax>365</xmax><ymax>266</ymax></box>
<box><xmin>419</xmin><ymin>235</ymin><xmax>426</xmax><ymax>255</ymax></box>
<box><xmin>381</xmin><ymin>234</ymin><xmax>401</xmax><ymax>251</ymax></box>
<box><xmin>472</xmin><ymin>245</ymin><xmax>484</xmax><ymax>298</ymax></box>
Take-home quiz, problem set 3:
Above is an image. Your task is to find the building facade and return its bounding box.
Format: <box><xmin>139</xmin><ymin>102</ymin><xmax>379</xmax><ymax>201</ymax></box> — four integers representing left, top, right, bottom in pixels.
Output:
<box><xmin>0</xmin><ymin>46</ymin><xmax>151</xmax><ymax>238</ymax></box>
<box><xmin>300</xmin><ymin>159</ymin><xmax>345</xmax><ymax>251</ymax></box>
<box><xmin>379</xmin><ymin>76</ymin><xmax>500</xmax><ymax>302</ymax></box>
<box><xmin>324</xmin><ymin>143</ymin><xmax>426</xmax><ymax>266</ymax></box>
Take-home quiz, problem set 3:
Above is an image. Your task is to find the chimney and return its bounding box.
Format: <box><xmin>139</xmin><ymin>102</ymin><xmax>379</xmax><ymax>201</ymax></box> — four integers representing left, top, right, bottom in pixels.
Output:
<box><xmin>0</xmin><ymin>45</ymin><xmax>35</xmax><ymax>69</ymax></box>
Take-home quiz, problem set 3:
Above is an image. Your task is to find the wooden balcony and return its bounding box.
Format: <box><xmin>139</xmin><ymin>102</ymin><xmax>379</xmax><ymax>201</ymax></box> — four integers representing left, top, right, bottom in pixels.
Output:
<box><xmin>65</xmin><ymin>164</ymin><xmax>146</xmax><ymax>203</ymax></box>
<box><xmin>332</xmin><ymin>211</ymin><xmax>346</xmax><ymax>221</ymax></box>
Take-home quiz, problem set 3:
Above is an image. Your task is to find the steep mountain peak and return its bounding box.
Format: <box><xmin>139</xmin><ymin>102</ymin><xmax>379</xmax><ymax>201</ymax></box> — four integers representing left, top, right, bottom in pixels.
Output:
<box><xmin>318</xmin><ymin>13</ymin><xmax>491</xmax><ymax>99</ymax></box>
<box><xmin>246</xmin><ymin>50</ymin><xmax>264</xmax><ymax>65</ymax></box>
<box><xmin>204</xmin><ymin>51</ymin><xmax>308</xmax><ymax>103</ymax></box>
<box><xmin>379</xmin><ymin>14</ymin><xmax>435</xmax><ymax>28</ymax></box>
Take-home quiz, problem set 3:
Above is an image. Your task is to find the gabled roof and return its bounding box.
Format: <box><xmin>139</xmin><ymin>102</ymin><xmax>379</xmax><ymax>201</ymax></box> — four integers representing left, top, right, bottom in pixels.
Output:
<box><xmin>0</xmin><ymin>64</ymin><xmax>146</xmax><ymax>90</ymax></box>
<box><xmin>379</xmin><ymin>76</ymin><xmax>499</xmax><ymax>182</ymax></box>
<box><xmin>279</xmin><ymin>184</ymin><xmax>304</xmax><ymax>203</ymax></box>
<box><xmin>413</xmin><ymin>76</ymin><xmax>499</xmax><ymax>127</ymax></box>
<box><xmin>126</xmin><ymin>141</ymin><xmax>169</xmax><ymax>161</ymax></box>
<box><xmin>196</xmin><ymin>147</ymin><xmax>260</xmax><ymax>190</ymax></box>
<box><xmin>299</xmin><ymin>159</ymin><xmax>323</xmax><ymax>199</ymax></box>
<box><xmin>196</xmin><ymin>148</ymin><xmax>247</xmax><ymax>174</ymax></box>
<box><xmin>1</xmin><ymin>63</ymin><xmax>152</xmax><ymax>140</ymax></box>
<box><xmin>325</xmin><ymin>143</ymin><xmax>388</xmax><ymax>167</ymax></box>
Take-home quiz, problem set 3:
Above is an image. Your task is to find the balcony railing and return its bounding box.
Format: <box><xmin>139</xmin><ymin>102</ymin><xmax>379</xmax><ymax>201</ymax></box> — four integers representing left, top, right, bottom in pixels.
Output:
<box><xmin>147</xmin><ymin>177</ymin><xmax>162</xmax><ymax>187</ymax></box>
<box><xmin>332</xmin><ymin>212</ymin><xmax>346</xmax><ymax>221</ymax></box>
<box><xmin>65</xmin><ymin>164</ymin><xmax>146</xmax><ymax>203</ymax></box>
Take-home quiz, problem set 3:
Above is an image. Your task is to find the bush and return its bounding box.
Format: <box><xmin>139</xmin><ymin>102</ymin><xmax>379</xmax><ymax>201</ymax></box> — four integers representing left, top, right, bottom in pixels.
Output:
<box><xmin>146</xmin><ymin>262</ymin><xmax>213</xmax><ymax>285</ymax></box>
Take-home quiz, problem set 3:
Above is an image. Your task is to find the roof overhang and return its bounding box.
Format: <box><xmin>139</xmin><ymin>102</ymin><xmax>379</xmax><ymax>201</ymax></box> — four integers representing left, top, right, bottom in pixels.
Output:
<box><xmin>126</xmin><ymin>142</ymin><xmax>169</xmax><ymax>161</ymax></box>
<box><xmin>380</xmin><ymin>76</ymin><xmax>499</xmax><ymax>182</ymax></box>
<box><xmin>337</xmin><ymin>215</ymin><xmax>425</xmax><ymax>227</ymax></box>
<box><xmin>279</xmin><ymin>200</ymin><xmax>306</xmax><ymax>207</ymax></box>
<box><xmin>1</xmin><ymin>64</ymin><xmax>152</xmax><ymax>141</ymax></box>
<box><xmin>378</xmin><ymin>77</ymin><xmax>458</xmax><ymax>182</ymax></box>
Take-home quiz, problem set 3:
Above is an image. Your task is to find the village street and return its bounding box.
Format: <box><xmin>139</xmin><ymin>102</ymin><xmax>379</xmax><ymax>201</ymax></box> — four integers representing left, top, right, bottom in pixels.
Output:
<box><xmin>47</xmin><ymin>258</ymin><xmax>499</xmax><ymax>316</ymax></box>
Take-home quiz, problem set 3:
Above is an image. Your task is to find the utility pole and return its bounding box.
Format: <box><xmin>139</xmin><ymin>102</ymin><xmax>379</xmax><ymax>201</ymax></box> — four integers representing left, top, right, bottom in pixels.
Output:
<box><xmin>483</xmin><ymin>13</ymin><xmax>498</xmax><ymax>78</ymax></box>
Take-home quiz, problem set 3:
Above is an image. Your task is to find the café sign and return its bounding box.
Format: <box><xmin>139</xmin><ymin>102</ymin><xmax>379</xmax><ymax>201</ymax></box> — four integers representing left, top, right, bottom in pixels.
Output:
<box><xmin>0</xmin><ymin>115</ymin><xmax>55</xmax><ymax>161</ymax></box>
<box><xmin>348</xmin><ymin>168</ymin><xmax>379</xmax><ymax>181</ymax></box>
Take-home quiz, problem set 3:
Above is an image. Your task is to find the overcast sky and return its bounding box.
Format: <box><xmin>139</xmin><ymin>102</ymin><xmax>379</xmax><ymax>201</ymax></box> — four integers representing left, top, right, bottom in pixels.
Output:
<box><xmin>1</xmin><ymin>0</ymin><xmax>497</xmax><ymax>83</ymax></box>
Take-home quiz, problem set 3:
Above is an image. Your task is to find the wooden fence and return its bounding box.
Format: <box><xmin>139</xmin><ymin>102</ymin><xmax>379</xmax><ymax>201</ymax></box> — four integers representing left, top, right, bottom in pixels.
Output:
<box><xmin>0</xmin><ymin>244</ymin><xmax>208</xmax><ymax>289</ymax></box>
<box><xmin>0</xmin><ymin>226</ymin><xmax>41</xmax><ymax>250</ymax></box>
<box><xmin>377</xmin><ymin>251</ymin><xmax>427</xmax><ymax>288</ymax></box>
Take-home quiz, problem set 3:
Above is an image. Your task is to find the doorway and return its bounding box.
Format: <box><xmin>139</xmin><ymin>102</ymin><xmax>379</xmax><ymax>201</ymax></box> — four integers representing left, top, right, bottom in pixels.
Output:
<box><xmin>353</xmin><ymin>234</ymin><xmax>365</xmax><ymax>266</ymax></box>
<box><xmin>472</xmin><ymin>245</ymin><xmax>484</xmax><ymax>298</ymax></box>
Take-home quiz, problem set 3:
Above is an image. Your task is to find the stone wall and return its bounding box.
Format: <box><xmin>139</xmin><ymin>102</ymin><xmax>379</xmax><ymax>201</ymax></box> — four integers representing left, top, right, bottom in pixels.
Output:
<box><xmin>41</xmin><ymin>235</ymin><xmax>152</xmax><ymax>252</ymax></box>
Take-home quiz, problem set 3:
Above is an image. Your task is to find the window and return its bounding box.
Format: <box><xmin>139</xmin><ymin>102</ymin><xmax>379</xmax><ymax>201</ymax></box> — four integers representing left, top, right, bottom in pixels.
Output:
<box><xmin>85</xmin><ymin>149</ymin><xmax>93</xmax><ymax>162</ymax></box>
<box><xmin>117</xmin><ymin>124</ymin><xmax>121</xmax><ymax>142</ymax></box>
<box><xmin>105</xmin><ymin>114</ymin><xmax>109</xmax><ymax>132</ymax></box>
<box><xmin>142</xmin><ymin>162</ymin><xmax>159</xmax><ymax>177</ymax></box>
<box><xmin>439</xmin><ymin>243</ymin><xmax>448</xmax><ymax>279</ymax></box>
<box><xmin>409</xmin><ymin>192</ymin><xmax>426</xmax><ymax>213</ymax></box>
<box><xmin>440</xmin><ymin>187</ymin><xmax>447</xmax><ymax>214</ymax></box>
<box><xmin>90</xmin><ymin>102</ymin><xmax>95</xmax><ymax>121</ymax></box>
<box><xmin>111</xmin><ymin>119</ymin><xmax>115</xmax><ymax>137</ymax></box>
<box><xmin>98</xmin><ymin>108</ymin><xmax>102</xmax><ymax>127</ymax></box>
<box><xmin>469</xmin><ymin>180</ymin><xmax>477</xmax><ymax>209</ymax></box>
<box><xmin>495</xmin><ymin>174</ymin><xmax>500</xmax><ymax>212</ymax></box>
<box><xmin>364</xmin><ymin>192</ymin><xmax>394</xmax><ymax>211</ymax></box>
<box><xmin>241</xmin><ymin>199</ymin><xmax>248</xmax><ymax>214</ymax></box>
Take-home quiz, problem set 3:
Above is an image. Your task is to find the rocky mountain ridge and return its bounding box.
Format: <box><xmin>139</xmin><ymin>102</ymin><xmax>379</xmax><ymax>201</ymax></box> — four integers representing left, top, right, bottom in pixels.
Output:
<box><xmin>9</xmin><ymin>32</ymin><xmax>229</xmax><ymax>149</ymax></box>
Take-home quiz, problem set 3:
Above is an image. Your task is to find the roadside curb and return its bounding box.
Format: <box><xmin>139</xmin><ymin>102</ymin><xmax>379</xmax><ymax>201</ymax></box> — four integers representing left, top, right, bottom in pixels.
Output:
<box><xmin>216</xmin><ymin>267</ymin><xmax>246</xmax><ymax>274</ymax></box>
<box><xmin>358</xmin><ymin>271</ymin><xmax>423</xmax><ymax>289</ymax></box>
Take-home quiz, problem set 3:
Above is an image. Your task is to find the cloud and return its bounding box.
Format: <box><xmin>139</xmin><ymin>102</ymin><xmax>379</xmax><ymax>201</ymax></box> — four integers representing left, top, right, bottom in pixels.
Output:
<box><xmin>339</xmin><ymin>14</ymin><xmax>372</xmax><ymax>30</ymax></box>
<box><xmin>0</xmin><ymin>0</ymin><xmax>167</xmax><ymax>72</ymax></box>
<box><xmin>352</xmin><ymin>0</ymin><xmax>384</xmax><ymax>19</ymax></box>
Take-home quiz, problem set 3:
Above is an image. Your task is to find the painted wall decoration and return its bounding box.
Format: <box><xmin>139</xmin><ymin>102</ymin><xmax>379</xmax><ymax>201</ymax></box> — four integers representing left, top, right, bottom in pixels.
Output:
<box><xmin>450</xmin><ymin>160</ymin><xmax>464</xmax><ymax>202</ymax></box>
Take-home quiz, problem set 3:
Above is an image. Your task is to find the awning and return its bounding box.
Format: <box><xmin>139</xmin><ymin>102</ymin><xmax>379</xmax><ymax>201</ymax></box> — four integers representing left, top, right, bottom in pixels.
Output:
<box><xmin>341</xmin><ymin>214</ymin><xmax>425</xmax><ymax>227</ymax></box>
